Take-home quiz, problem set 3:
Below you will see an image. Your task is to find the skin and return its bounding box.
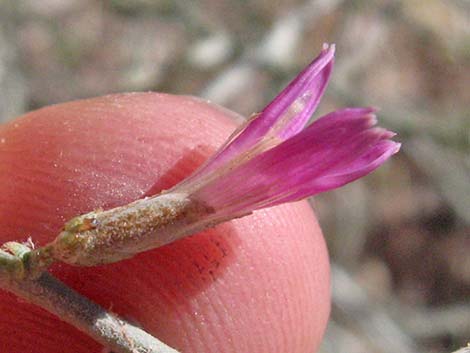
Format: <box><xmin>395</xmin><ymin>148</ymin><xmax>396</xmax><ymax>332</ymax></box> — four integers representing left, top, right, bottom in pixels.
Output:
<box><xmin>0</xmin><ymin>93</ymin><xmax>330</xmax><ymax>353</ymax></box>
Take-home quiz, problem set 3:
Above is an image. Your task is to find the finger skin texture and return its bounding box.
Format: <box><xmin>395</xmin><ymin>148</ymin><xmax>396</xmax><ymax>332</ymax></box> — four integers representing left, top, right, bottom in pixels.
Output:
<box><xmin>0</xmin><ymin>93</ymin><xmax>330</xmax><ymax>353</ymax></box>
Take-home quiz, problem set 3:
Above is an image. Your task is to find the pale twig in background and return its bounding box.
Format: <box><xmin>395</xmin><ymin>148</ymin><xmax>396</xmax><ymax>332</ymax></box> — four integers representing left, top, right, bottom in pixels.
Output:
<box><xmin>326</xmin><ymin>265</ymin><xmax>420</xmax><ymax>353</ymax></box>
<box><xmin>452</xmin><ymin>346</ymin><xmax>470</xmax><ymax>353</ymax></box>
<box><xmin>407</xmin><ymin>138</ymin><xmax>470</xmax><ymax>224</ymax></box>
<box><xmin>401</xmin><ymin>304</ymin><xmax>470</xmax><ymax>340</ymax></box>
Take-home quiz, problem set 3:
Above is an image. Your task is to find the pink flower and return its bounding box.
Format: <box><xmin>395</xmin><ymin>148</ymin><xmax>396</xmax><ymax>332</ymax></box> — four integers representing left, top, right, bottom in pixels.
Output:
<box><xmin>52</xmin><ymin>44</ymin><xmax>400</xmax><ymax>266</ymax></box>
<box><xmin>176</xmin><ymin>43</ymin><xmax>400</xmax><ymax>218</ymax></box>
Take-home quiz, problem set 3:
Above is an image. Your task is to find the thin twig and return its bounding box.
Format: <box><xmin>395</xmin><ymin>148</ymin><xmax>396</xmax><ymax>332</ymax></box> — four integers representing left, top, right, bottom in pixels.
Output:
<box><xmin>331</xmin><ymin>264</ymin><xmax>420</xmax><ymax>353</ymax></box>
<box><xmin>452</xmin><ymin>346</ymin><xmax>470</xmax><ymax>353</ymax></box>
<box><xmin>400</xmin><ymin>304</ymin><xmax>470</xmax><ymax>339</ymax></box>
<box><xmin>6</xmin><ymin>271</ymin><xmax>179</xmax><ymax>353</ymax></box>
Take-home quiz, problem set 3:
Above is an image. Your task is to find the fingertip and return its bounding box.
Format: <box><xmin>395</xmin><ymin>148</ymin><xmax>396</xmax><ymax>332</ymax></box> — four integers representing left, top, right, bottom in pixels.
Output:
<box><xmin>0</xmin><ymin>93</ymin><xmax>330</xmax><ymax>353</ymax></box>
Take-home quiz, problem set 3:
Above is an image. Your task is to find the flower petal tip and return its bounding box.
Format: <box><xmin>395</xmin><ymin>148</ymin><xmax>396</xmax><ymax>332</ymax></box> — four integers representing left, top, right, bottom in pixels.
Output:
<box><xmin>322</xmin><ymin>43</ymin><xmax>336</xmax><ymax>54</ymax></box>
<box><xmin>391</xmin><ymin>142</ymin><xmax>401</xmax><ymax>154</ymax></box>
<box><xmin>366</xmin><ymin>113</ymin><xmax>378</xmax><ymax>127</ymax></box>
<box><xmin>371</xmin><ymin>127</ymin><xmax>397</xmax><ymax>139</ymax></box>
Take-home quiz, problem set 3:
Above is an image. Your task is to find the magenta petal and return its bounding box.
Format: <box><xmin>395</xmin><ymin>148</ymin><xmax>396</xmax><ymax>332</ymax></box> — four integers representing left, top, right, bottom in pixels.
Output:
<box><xmin>192</xmin><ymin>108</ymin><xmax>400</xmax><ymax>215</ymax></box>
<box><xmin>275</xmin><ymin>139</ymin><xmax>400</xmax><ymax>204</ymax></box>
<box><xmin>239</xmin><ymin>43</ymin><xmax>335</xmax><ymax>141</ymax></box>
<box><xmin>183</xmin><ymin>44</ymin><xmax>335</xmax><ymax>183</ymax></box>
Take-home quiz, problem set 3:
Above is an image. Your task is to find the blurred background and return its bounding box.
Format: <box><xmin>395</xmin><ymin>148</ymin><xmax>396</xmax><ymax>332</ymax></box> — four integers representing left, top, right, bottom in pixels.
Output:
<box><xmin>0</xmin><ymin>0</ymin><xmax>468</xmax><ymax>352</ymax></box>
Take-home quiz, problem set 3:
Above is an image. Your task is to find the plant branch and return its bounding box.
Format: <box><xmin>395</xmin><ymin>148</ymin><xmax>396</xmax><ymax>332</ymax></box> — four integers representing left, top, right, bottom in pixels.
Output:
<box><xmin>5</xmin><ymin>270</ymin><xmax>179</xmax><ymax>353</ymax></box>
<box><xmin>0</xmin><ymin>243</ymin><xmax>180</xmax><ymax>353</ymax></box>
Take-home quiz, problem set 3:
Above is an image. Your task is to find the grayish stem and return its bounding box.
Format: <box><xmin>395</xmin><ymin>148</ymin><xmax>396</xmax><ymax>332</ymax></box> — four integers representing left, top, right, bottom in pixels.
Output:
<box><xmin>7</xmin><ymin>271</ymin><xmax>180</xmax><ymax>353</ymax></box>
<box><xmin>452</xmin><ymin>348</ymin><xmax>470</xmax><ymax>353</ymax></box>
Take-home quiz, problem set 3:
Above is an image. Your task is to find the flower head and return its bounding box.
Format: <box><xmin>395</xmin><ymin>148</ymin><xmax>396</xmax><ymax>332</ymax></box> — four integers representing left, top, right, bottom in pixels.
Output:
<box><xmin>51</xmin><ymin>44</ymin><xmax>400</xmax><ymax>266</ymax></box>
<box><xmin>176</xmin><ymin>43</ymin><xmax>400</xmax><ymax>219</ymax></box>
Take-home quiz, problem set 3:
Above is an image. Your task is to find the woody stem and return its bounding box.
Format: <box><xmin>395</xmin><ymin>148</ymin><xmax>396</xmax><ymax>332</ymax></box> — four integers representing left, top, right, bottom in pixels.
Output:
<box><xmin>4</xmin><ymin>270</ymin><xmax>180</xmax><ymax>353</ymax></box>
